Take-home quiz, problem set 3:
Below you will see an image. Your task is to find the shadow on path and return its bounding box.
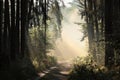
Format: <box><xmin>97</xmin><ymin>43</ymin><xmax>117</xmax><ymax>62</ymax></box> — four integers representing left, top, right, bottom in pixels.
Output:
<box><xmin>38</xmin><ymin>62</ymin><xmax>71</xmax><ymax>80</ymax></box>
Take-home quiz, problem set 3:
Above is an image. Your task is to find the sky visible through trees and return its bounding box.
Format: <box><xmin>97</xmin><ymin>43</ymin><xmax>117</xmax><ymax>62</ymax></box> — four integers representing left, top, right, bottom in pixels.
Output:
<box><xmin>54</xmin><ymin>5</ymin><xmax>88</xmax><ymax>62</ymax></box>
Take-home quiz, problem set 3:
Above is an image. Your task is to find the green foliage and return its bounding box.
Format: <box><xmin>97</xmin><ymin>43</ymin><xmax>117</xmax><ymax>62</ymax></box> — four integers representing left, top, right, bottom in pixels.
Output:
<box><xmin>30</xmin><ymin>54</ymin><xmax>57</xmax><ymax>72</ymax></box>
<box><xmin>27</xmin><ymin>24</ymin><xmax>57</xmax><ymax>72</ymax></box>
<box><xmin>69</xmin><ymin>56</ymin><xmax>120</xmax><ymax>80</ymax></box>
<box><xmin>47</xmin><ymin>56</ymin><xmax>57</xmax><ymax>66</ymax></box>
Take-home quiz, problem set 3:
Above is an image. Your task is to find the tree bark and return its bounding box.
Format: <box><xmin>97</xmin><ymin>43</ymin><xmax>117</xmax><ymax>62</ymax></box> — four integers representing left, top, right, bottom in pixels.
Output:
<box><xmin>0</xmin><ymin>0</ymin><xmax>3</xmax><ymax>67</ymax></box>
<box><xmin>105</xmin><ymin>0</ymin><xmax>114</xmax><ymax>68</ymax></box>
<box><xmin>21</xmin><ymin>0</ymin><xmax>28</xmax><ymax>57</ymax></box>
<box><xmin>16</xmin><ymin>0</ymin><xmax>20</xmax><ymax>57</ymax></box>
<box><xmin>0</xmin><ymin>0</ymin><xmax>3</xmax><ymax>57</ymax></box>
<box><xmin>4</xmin><ymin>0</ymin><xmax>10</xmax><ymax>65</ymax></box>
<box><xmin>10</xmin><ymin>0</ymin><xmax>16</xmax><ymax>60</ymax></box>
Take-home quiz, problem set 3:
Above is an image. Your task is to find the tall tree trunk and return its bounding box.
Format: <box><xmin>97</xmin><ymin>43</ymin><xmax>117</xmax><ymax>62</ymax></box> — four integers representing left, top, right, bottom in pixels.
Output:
<box><xmin>0</xmin><ymin>0</ymin><xmax>3</xmax><ymax>67</ymax></box>
<box><xmin>93</xmin><ymin>0</ymin><xmax>100</xmax><ymax>63</ymax></box>
<box><xmin>44</xmin><ymin>0</ymin><xmax>47</xmax><ymax>55</ymax></box>
<box><xmin>16</xmin><ymin>0</ymin><xmax>20</xmax><ymax>57</ymax></box>
<box><xmin>0</xmin><ymin>0</ymin><xmax>3</xmax><ymax>55</ymax></box>
<box><xmin>21</xmin><ymin>0</ymin><xmax>28</xmax><ymax>57</ymax></box>
<box><xmin>10</xmin><ymin>0</ymin><xmax>16</xmax><ymax>60</ymax></box>
<box><xmin>4</xmin><ymin>0</ymin><xmax>10</xmax><ymax>65</ymax></box>
<box><xmin>85</xmin><ymin>0</ymin><xmax>94</xmax><ymax>50</ymax></box>
<box><xmin>101</xmin><ymin>0</ymin><xmax>105</xmax><ymax>37</ymax></box>
<box><xmin>105</xmin><ymin>0</ymin><xmax>114</xmax><ymax>68</ymax></box>
<box><xmin>85</xmin><ymin>0</ymin><xmax>95</xmax><ymax>59</ymax></box>
<box><xmin>113</xmin><ymin>0</ymin><xmax>120</xmax><ymax>66</ymax></box>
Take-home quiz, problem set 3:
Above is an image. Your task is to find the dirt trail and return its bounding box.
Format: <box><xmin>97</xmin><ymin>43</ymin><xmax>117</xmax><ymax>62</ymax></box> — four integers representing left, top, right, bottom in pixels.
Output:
<box><xmin>38</xmin><ymin>62</ymin><xmax>71</xmax><ymax>80</ymax></box>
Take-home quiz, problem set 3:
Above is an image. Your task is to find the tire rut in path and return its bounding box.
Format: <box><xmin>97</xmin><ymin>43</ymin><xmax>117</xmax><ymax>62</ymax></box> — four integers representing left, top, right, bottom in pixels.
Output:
<box><xmin>38</xmin><ymin>62</ymin><xmax>71</xmax><ymax>80</ymax></box>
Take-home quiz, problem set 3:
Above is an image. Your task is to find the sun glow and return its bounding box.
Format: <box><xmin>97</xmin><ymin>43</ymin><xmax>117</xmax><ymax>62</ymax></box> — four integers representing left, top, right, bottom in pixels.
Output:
<box><xmin>53</xmin><ymin>5</ymin><xmax>88</xmax><ymax>62</ymax></box>
<box><xmin>63</xmin><ymin>0</ymin><xmax>73</xmax><ymax>7</ymax></box>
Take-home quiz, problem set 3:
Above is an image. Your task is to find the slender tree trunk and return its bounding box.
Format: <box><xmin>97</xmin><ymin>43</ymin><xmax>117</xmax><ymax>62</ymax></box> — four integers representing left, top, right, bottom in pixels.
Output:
<box><xmin>0</xmin><ymin>0</ymin><xmax>3</xmax><ymax>67</ymax></box>
<box><xmin>93</xmin><ymin>0</ymin><xmax>100</xmax><ymax>63</ymax></box>
<box><xmin>21</xmin><ymin>0</ymin><xmax>28</xmax><ymax>57</ymax></box>
<box><xmin>16</xmin><ymin>0</ymin><xmax>20</xmax><ymax>57</ymax></box>
<box><xmin>4</xmin><ymin>0</ymin><xmax>10</xmax><ymax>65</ymax></box>
<box><xmin>101</xmin><ymin>0</ymin><xmax>105</xmax><ymax>37</ymax></box>
<box><xmin>85</xmin><ymin>0</ymin><xmax>95</xmax><ymax>59</ymax></box>
<box><xmin>10</xmin><ymin>0</ymin><xmax>16</xmax><ymax>60</ymax></box>
<box><xmin>0</xmin><ymin>0</ymin><xmax>3</xmax><ymax>56</ymax></box>
<box><xmin>94</xmin><ymin>1</ymin><xmax>99</xmax><ymax>43</ymax></box>
<box><xmin>44</xmin><ymin>0</ymin><xmax>47</xmax><ymax>55</ymax></box>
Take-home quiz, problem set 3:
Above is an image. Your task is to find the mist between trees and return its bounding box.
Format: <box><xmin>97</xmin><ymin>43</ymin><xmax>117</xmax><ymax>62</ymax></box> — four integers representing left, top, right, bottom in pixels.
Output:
<box><xmin>0</xmin><ymin>0</ymin><xmax>120</xmax><ymax>80</ymax></box>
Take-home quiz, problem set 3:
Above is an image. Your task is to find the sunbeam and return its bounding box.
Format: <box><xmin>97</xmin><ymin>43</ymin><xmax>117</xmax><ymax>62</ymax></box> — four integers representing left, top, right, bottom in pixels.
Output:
<box><xmin>53</xmin><ymin>3</ymin><xmax>88</xmax><ymax>62</ymax></box>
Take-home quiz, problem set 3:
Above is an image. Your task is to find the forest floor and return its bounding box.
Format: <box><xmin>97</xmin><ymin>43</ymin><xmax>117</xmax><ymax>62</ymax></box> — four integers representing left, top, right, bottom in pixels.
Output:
<box><xmin>38</xmin><ymin>61</ymin><xmax>72</xmax><ymax>80</ymax></box>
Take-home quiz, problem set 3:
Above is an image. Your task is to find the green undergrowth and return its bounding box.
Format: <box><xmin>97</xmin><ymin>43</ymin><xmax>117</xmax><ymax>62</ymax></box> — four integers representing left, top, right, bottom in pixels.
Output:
<box><xmin>33</xmin><ymin>55</ymin><xmax>57</xmax><ymax>72</ymax></box>
<box><xmin>69</xmin><ymin>56</ymin><xmax>120</xmax><ymax>80</ymax></box>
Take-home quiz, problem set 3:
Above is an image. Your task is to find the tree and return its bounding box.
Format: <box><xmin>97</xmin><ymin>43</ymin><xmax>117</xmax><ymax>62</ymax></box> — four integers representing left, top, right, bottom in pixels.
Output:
<box><xmin>21</xmin><ymin>0</ymin><xmax>29</xmax><ymax>57</ymax></box>
<box><xmin>0</xmin><ymin>0</ymin><xmax>3</xmax><ymax>67</ymax></box>
<box><xmin>3</xmin><ymin>0</ymin><xmax>10</xmax><ymax>64</ymax></box>
<box><xmin>104</xmin><ymin>0</ymin><xmax>114</xmax><ymax>68</ymax></box>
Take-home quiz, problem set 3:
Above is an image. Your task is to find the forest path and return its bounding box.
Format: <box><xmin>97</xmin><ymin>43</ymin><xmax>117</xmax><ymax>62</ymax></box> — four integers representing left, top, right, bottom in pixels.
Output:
<box><xmin>38</xmin><ymin>61</ymin><xmax>71</xmax><ymax>80</ymax></box>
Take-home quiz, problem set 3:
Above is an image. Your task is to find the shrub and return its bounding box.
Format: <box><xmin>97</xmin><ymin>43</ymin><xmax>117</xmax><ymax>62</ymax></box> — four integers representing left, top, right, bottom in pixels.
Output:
<box><xmin>68</xmin><ymin>56</ymin><xmax>119</xmax><ymax>80</ymax></box>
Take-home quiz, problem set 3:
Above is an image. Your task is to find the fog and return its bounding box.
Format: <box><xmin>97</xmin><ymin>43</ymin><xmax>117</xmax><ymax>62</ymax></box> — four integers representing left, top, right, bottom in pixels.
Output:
<box><xmin>53</xmin><ymin>6</ymin><xmax>88</xmax><ymax>63</ymax></box>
